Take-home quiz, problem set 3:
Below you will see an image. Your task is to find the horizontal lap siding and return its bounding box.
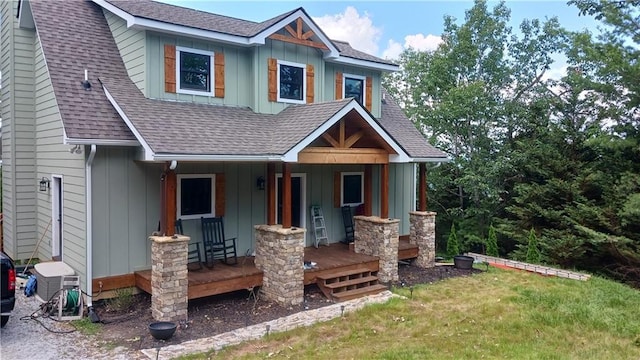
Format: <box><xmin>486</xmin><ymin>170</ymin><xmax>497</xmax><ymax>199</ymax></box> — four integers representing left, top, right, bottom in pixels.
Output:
<box><xmin>104</xmin><ymin>9</ymin><xmax>146</xmax><ymax>94</ymax></box>
<box><xmin>1</xmin><ymin>1</ymin><xmax>36</xmax><ymax>260</ymax></box>
<box><xmin>33</xmin><ymin>32</ymin><xmax>88</xmax><ymax>285</ymax></box>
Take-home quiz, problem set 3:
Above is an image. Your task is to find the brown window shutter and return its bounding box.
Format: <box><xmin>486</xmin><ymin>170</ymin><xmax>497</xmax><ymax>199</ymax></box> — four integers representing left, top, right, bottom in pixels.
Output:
<box><xmin>215</xmin><ymin>173</ymin><xmax>225</xmax><ymax>217</ymax></box>
<box><xmin>268</xmin><ymin>58</ymin><xmax>277</xmax><ymax>102</ymax></box>
<box><xmin>334</xmin><ymin>172</ymin><xmax>341</xmax><ymax>208</ymax></box>
<box><xmin>164</xmin><ymin>44</ymin><xmax>176</xmax><ymax>93</ymax></box>
<box><xmin>335</xmin><ymin>72</ymin><xmax>343</xmax><ymax>100</ymax></box>
<box><xmin>306</xmin><ymin>64</ymin><xmax>314</xmax><ymax>104</ymax></box>
<box><xmin>214</xmin><ymin>52</ymin><xmax>225</xmax><ymax>98</ymax></box>
<box><xmin>365</xmin><ymin>76</ymin><xmax>373</xmax><ymax>112</ymax></box>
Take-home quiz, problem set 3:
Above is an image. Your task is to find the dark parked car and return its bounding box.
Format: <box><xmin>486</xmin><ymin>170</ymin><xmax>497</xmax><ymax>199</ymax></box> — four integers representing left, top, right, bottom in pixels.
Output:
<box><xmin>1</xmin><ymin>251</ymin><xmax>16</xmax><ymax>327</ymax></box>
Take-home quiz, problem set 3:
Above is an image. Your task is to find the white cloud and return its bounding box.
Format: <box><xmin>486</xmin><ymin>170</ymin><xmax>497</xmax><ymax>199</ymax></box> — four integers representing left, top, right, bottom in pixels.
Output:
<box><xmin>313</xmin><ymin>6</ymin><xmax>381</xmax><ymax>55</ymax></box>
<box><xmin>382</xmin><ymin>34</ymin><xmax>443</xmax><ymax>60</ymax></box>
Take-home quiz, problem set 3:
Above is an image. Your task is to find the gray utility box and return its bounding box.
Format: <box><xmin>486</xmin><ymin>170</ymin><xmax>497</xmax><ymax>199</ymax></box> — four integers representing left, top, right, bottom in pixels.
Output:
<box><xmin>34</xmin><ymin>262</ymin><xmax>75</xmax><ymax>302</ymax></box>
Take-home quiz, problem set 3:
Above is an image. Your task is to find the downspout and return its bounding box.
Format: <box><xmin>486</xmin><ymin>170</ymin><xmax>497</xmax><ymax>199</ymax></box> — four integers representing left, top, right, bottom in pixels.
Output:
<box><xmin>85</xmin><ymin>144</ymin><xmax>97</xmax><ymax>307</ymax></box>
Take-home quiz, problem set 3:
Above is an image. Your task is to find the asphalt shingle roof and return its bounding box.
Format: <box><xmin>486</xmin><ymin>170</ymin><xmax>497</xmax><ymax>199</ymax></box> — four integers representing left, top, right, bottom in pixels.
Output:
<box><xmin>30</xmin><ymin>0</ymin><xmax>136</xmax><ymax>141</ymax></box>
<box><xmin>30</xmin><ymin>0</ymin><xmax>446</xmax><ymax>161</ymax></box>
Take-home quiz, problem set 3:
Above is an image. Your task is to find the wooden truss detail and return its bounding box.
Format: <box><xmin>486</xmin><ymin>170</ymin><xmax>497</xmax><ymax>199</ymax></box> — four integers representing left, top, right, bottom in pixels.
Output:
<box><xmin>268</xmin><ymin>17</ymin><xmax>329</xmax><ymax>50</ymax></box>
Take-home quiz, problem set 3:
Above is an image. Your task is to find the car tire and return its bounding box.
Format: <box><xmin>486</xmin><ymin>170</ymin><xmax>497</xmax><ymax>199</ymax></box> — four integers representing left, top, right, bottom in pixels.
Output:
<box><xmin>0</xmin><ymin>315</ymin><xmax>9</xmax><ymax>328</ymax></box>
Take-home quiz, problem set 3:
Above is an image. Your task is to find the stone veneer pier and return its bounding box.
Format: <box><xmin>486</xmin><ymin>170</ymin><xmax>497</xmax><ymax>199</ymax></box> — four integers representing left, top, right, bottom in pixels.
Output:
<box><xmin>149</xmin><ymin>235</ymin><xmax>190</xmax><ymax>322</ymax></box>
<box><xmin>353</xmin><ymin>216</ymin><xmax>399</xmax><ymax>283</ymax></box>
<box><xmin>409</xmin><ymin>211</ymin><xmax>437</xmax><ymax>268</ymax></box>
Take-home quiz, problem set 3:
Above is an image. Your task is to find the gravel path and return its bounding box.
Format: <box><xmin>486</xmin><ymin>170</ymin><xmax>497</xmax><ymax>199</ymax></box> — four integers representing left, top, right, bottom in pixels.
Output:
<box><xmin>0</xmin><ymin>292</ymin><xmax>137</xmax><ymax>360</ymax></box>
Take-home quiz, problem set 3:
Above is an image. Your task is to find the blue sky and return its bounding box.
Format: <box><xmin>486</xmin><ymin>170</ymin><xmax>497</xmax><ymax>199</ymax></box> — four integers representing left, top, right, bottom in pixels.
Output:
<box><xmin>157</xmin><ymin>1</ymin><xmax>600</xmax><ymax>76</ymax></box>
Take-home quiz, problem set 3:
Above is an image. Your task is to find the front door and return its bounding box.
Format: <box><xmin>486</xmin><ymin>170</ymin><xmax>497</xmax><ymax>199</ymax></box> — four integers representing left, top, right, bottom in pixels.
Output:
<box><xmin>276</xmin><ymin>173</ymin><xmax>306</xmax><ymax>228</ymax></box>
<box><xmin>51</xmin><ymin>175</ymin><xmax>63</xmax><ymax>261</ymax></box>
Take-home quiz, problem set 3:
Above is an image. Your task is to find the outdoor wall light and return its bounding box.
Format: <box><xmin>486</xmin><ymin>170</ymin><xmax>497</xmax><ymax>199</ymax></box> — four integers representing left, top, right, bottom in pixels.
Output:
<box><xmin>256</xmin><ymin>176</ymin><xmax>265</xmax><ymax>190</ymax></box>
<box><xmin>39</xmin><ymin>177</ymin><xmax>50</xmax><ymax>192</ymax></box>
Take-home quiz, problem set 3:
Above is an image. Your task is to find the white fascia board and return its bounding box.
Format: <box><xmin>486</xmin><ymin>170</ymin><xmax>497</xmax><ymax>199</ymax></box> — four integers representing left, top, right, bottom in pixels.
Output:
<box><xmin>327</xmin><ymin>56</ymin><xmax>399</xmax><ymax>72</ymax></box>
<box><xmin>64</xmin><ymin>137</ymin><xmax>140</xmax><ymax>146</ymax></box>
<box><xmin>18</xmin><ymin>0</ymin><xmax>35</xmax><ymax>29</ymax></box>
<box><xmin>153</xmin><ymin>154</ymin><xmax>283</xmax><ymax>162</ymax></box>
<box><xmin>101</xmin><ymin>86</ymin><xmax>155</xmax><ymax>161</ymax></box>
<box><xmin>91</xmin><ymin>0</ymin><xmax>251</xmax><ymax>46</ymax></box>
<box><xmin>250</xmin><ymin>10</ymin><xmax>339</xmax><ymax>57</ymax></box>
<box><xmin>282</xmin><ymin>100</ymin><xmax>411</xmax><ymax>163</ymax></box>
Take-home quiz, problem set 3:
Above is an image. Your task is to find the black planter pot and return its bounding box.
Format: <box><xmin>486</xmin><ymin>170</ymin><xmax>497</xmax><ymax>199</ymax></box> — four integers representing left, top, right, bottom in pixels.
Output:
<box><xmin>149</xmin><ymin>321</ymin><xmax>177</xmax><ymax>340</ymax></box>
<box><xmin>453</xmin><ymin>255</ymin><xmax>474</xmax><ymax>270</ymax></box>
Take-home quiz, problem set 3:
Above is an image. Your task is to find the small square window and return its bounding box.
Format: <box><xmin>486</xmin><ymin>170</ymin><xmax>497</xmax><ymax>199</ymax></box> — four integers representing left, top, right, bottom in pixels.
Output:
<box><xmin>176</xmin><ymin>47</ymin><xmax>214</xmax><ymax>96</ymax></box>
<box><xmin>343</xmin><ymin>74</ymin><xmax>366</xmax><ymax>106</ymax></box>
<box><xmin>341</xmin><ymin>172</ymin><xmax>364</xmax><ymax>206</ymax></box>
<box><xmin>277</xmin><ymin>60</ymin><xmax>306</xmax><ymax>104</ymax></box>
<box><xmin>177</xmin><ymin>174</ymin><xmax>215</xmax><ymax>219</ymax></box>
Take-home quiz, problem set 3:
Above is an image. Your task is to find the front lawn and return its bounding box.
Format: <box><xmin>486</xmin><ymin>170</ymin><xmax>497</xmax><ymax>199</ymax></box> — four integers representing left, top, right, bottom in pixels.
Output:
<box><xmin>182</xmin><ymin>267</ymin><xmax>640</xmax><ymax>359</ymax></box>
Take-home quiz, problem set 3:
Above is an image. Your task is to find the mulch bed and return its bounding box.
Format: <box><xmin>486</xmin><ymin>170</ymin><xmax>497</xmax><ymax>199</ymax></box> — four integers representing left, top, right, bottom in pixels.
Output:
<box><xmin>92</xmin><ymin>263</ymin><xmax>481</xmax><ymax>350</ymax></box>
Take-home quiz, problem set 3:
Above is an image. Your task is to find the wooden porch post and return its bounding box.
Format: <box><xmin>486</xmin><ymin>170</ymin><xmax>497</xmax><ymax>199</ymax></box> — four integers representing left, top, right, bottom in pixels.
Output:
<box><xmin>381</xmin><ymin>163</ymin><xmax>389</xmax><ymax>219</ymax></box>
<box><xmin>282</xmin><ymin>162</ymin><xmax>292</xmax><ymax>228</ymax></box>
<box><xmin>418</xmin><ymin>163</ymin><xmax>427</xmax><ymax>211</ymax></box>
<box><xmin>267</xmin><ymin>163</ymin><xmax>276</xmax><ymax>225</ymax></box>
<box><xmin>364</xmin><ymin>164</ymin><xmax>372</xmax><ymax>216</ymax></box>
<box><xmin>160</xmin><ymin>163</ymin><xmax>177</xmax><ymax>236</ymax></box>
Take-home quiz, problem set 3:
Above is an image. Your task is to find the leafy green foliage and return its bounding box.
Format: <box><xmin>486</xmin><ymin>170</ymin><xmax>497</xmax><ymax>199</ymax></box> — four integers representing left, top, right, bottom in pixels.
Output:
<box><xmin>446</xmin><ymin>223</ymin><xmax>460</xmax><ymax>258</ymax></box>
<box><xmin>486</xmin><ymin>224</ymin><xmax>499</xmax><ymax>257</ymax></box>
<box><xmin>526</xmin><ymin>228</ymin><xmax>542</xmax><ymax>264</ymax></box>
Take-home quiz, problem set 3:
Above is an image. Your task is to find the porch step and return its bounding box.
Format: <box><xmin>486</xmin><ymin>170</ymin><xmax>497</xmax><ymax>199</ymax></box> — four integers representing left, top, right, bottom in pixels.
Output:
<box><xmin>332</xmin><ymin>284</ymin><xmax>388</xmax><ymax>302</ymax></box>
<box><xmin>316</xmin><ymin>267</ymin><xmax>386</xmax><ymax>302</ymax></box>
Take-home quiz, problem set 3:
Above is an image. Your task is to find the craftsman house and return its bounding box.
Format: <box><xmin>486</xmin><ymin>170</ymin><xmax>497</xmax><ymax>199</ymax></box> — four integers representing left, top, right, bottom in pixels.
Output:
<box><xmin>2</xmin><ymin>0</ymin><xmax>446</xmax><ymax>316</ymax></box>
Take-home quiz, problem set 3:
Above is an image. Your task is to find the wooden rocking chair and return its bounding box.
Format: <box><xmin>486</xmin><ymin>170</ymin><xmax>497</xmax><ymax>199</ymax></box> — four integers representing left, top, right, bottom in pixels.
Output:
<box><xmin>341</xmin><ymin>206</ymin><xmax>355</xmax><ymax>243</ymax></box>
<box><xmin>201</xmin><ymin>216</ymin><xmax>238</xmax><ymax>267</ymax></box>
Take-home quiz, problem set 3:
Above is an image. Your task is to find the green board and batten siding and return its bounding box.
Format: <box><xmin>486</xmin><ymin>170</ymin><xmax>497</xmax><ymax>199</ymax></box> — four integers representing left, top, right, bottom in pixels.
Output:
<box><xmin>33</xmin><ymin>32</ymin><xmax>88</xmax><ymax>284</ymax></box>
<box><xmin>1</xmin><ymin>1</ymin><xmax>37</xmax><ymax>260</ymax></box>
<box><xmin>103</xmin><ymin>9</ymin><xmax>146</xmax><ymax>95</ymax></box>
<box><xmin>324</xmin><ymin>63</ymin><xmax>382</xmax><ymax>118</ymax></box>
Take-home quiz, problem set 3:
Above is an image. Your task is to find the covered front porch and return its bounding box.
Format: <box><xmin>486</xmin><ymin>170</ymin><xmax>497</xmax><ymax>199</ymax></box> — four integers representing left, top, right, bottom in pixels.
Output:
<box><xmin>134</xmin><ymin>240</ymin><xmax>419</xmax><ymax>300</ymax></box>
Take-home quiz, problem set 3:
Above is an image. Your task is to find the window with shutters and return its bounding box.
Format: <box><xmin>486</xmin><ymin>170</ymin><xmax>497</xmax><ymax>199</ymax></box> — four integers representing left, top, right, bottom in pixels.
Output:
<box><xmin>341</xmin><ymin>172</ymin><xmax>364</xmax><ymax>206</ymax></box>
<box><xmin>277</xmin><ymin>60</ymin><xmax>306</xmax><ymax>104</ymax></box>
<box><xmin>176</xmin><ymin>46</ymin><xmax>215</xmax><ymax>96</ymax></box>
<box><xmin>177</xmin><ymin>174</ymin><xmax>216</xmax><ymax>219</ymax></box>
<box><xmin>343</xmin><ymin>74</ymin><xmax>366</xmax><ymax>106</ymax></box>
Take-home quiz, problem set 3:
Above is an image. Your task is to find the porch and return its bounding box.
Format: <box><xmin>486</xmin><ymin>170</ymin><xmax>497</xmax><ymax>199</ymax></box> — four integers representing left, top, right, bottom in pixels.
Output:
<box><xmin>134</xmin><ymin>240</ymin><xmax>418</xmax><ymax>300</ymax></box>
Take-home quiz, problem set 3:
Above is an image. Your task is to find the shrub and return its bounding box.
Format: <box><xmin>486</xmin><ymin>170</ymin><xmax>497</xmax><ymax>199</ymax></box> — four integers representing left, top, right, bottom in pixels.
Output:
<box><xmin>486</xmin><ymin>224</ymin><xmax>499</xmax><ymax>257</ymax></box>
<box><xmin>446</xmin><ymin>223</ymin><xmax>460</xmax><ymax>258</ymax></box>
<box><xmin>526</xmin><ymin>228</ymin><xmax>541</xmax><ymax>264</ymax></box>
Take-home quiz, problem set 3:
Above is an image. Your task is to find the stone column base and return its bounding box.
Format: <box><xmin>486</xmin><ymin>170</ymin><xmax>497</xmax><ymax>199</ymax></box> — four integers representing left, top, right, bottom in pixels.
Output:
<box><xmin>354</xmin><ymin>216</ymin><xmax>399</xmax><ymax>283</ymax></box>
<box><xmin>409</xmin><ymin>211</ymin><xmax>437</xmax><ymax>268</ymax></box>
<box><xmin>149</xmin><ymin>235</ymin><xmax>189</xmax><ymax>322</ymax></box>
<box><xmin>254</xmin><ymin>225</ymin><xmax>305</xmax><ymax>306</ymax></box>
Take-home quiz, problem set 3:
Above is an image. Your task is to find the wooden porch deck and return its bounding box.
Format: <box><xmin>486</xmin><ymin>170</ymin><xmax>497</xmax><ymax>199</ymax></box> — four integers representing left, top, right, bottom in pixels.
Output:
<box><xmin>134</xmin><ymin>239</ymin><xmax>419</xmax><ymax>300</ymax></box>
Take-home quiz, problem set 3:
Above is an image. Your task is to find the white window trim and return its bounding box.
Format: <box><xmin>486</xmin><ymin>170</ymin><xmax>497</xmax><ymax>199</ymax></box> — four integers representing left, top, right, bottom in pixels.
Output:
<box><xmin>277</xmin><ymin>59</ymin><xmax>307</xmax><ymax>104</ymax></box>
<box><xmin>342</xmin><ymin>73</ymin><xmax>366</xmax><ymax>105</ymax></box>
<box><xmin>175</xmin><ymin>46</ymin><xmax>215</xmax><ymax>96</ymax></box>
<box><xmin>177</xmin><ymin>174</ymin><xmax>216</xmax><ymax>220</ymax></box>
<box><xmin>341</xmin><ymin>171</ymin><xmax>364</xmax><ymax>207</ymax></box>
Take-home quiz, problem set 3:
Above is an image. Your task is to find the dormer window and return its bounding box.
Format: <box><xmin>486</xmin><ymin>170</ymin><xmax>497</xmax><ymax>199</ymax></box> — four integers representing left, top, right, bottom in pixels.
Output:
<box><xmin>176</xmin><ymin>46</ymin><xmax>214</xmax><ymax>96</ymax></box>
<box><xmin>343</xmin><ymin>74</ymin><xmax>366</xmax><ymax>106</ymax></box>
<box><xmin>277</xmin><ymin>60</ymin><xmax>306</xmax><ymax>104</ymax></box>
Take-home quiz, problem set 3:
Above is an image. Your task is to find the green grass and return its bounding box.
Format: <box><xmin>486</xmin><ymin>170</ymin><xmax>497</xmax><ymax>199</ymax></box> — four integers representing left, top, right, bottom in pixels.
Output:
<box><xmin>180</xmin><ymin>268</ymin><xmax>640</xmax><ymax>360</ymax></box>
<box><xmin>72</xmin><ymin>318</ymin><xmax>102</xmax><ymax>336</ymax></box>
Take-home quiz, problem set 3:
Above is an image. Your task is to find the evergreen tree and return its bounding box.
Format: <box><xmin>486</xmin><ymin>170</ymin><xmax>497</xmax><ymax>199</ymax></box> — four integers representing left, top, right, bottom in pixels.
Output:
<box><xmin>447</xmin><ymin>223</ymin><xmax>460</xmax><ymax>258</ymax></box>
<box><xmin>486</xmin><ymin>224</ymin><xmax>499</xmax><ymax>257</ymax></box>
<box><xmin>526</xmin><ymin>228</ymin><xmax>541</xmax><ymax>264</ymax></box>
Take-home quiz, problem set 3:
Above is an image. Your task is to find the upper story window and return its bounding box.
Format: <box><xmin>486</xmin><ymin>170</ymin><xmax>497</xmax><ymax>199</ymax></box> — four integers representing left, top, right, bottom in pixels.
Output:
<box><xmin>277</xmin><ymin>60</ymin><xmax>306</xmax><ymax>104</ymax></box>
<box><xmin>343</xmin><ymin>74</ymin><xmax>366</xmax><ymax>106</ymax></box>
<box><xmin>176</xmin><ymin>46</ymin><xmax>215</xmax><ymax>96</ymax></box>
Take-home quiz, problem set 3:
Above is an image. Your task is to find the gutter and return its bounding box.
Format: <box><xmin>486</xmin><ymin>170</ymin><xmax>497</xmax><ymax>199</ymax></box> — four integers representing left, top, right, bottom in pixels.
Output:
<box><xmin>85</xmin><ymin>145</ymin><xmax>97</xmax><ymax>307</ymax></box>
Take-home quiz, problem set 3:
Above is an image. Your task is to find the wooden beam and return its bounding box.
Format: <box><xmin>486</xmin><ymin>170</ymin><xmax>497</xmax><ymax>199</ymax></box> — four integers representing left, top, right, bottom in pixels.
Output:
<box><xmin>302</xmin><ymin>30</ymin><xmax>315</xmax><ymax>40</ymax></box>
<box><xmin>268</xmin><ymin>33</ymin><xmax>329</xmax><ymax>50</ymax></box>
<box><xmin>381</xmin><ymin>163</ymin><xmax>389</xmax><ymax>219</ymax></box>
<box><xmin>285</xmin><ymin>24</ymin><xmax>297</xmax><ymax>38</ymax></box>
<box><xmin>321</xmin><ymin>133</ymin><xmax>340</xmax><ymax>148</ymax></box>
<box><xmin>165</xmin><ymin>166</ymin><xmax>177</xmax><ymax>236</ymax></box>
<box><xmin>418</xmin><ymin>163</ymin><xmax>427</xmax><ymax>211</ymax></box>
<box><xmin>297</xmin><ymin>18</ymin><xmax>303</xmax><ymax>39</ymax></box>
<box><xmin>298</xmin><ymin>147</ymin><xmax>389</xmax><ymax>164</ymax></box>
<box><xmin>344</xmin><ymin>130</ymin><xmax>364</xmax><ymax>148</ymax></box>
<box><xmin>267</xmin><ymin>163</ymin><xmax>276</xmax><ymax>225</ymax></box>
<box><xmin>339</xmin><ymin>119</ymin><xmax>345</xmax><ymax>147</ymax></box>
<box><xmin>92</xmin><ymin>273</ymin><xmax>136</xmax><ymax>294</ymax></box>
<box><xmin>282</xmin><ymin>163</ymin><xmax>292</xmax><ymax>228</ymax></box>
<box><xmin>364</xmin><ymin>164</ymin><xmax>372</xmax><ymax>216</ymax></box>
